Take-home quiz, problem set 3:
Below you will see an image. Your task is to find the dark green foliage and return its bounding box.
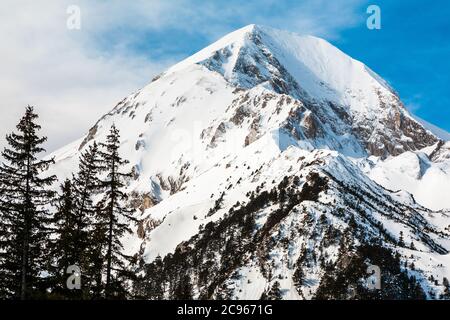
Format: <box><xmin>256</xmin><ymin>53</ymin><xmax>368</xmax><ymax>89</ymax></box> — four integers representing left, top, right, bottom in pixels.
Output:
<box><xmin>49</xmin><ymin>142</ymin><xmax>103</xmax><ymax>299</ymax></box>
<box><xmin>314</xmin><ymin>243</ymin><xmax>426</xmax><ymax>300</ymax></box>
<box><xmin>261</xmin><ymin>281</ymin><xmax>283</xmax><ymax>300</ymax></box>
<box><xmin>96</xmin><ymin>125</ymin><xmax>136</xmax><ymax>299</ymax></box>
<box><xmin>72</xmin><ymin>142</ymin><xmax>102</xmax><ymax>263</ymax></box>
<box><xmin>208</xmin><ymin>192</ymin><xmax>225</xmax><ymax>216</ymax></box>
<box><xmin>48</xmin><ymin>179</ymin><xmax>79</xmax><ymax>299</ymax></box>
<box><xmin>292</xmin><ymin>260</ymin><xmax>305</xmax><ymax>291</ymax></box>
<box><xmin>85</xmin><ymin>209</ymin><xmax>108</xmax><ymax>299</ymax></box>
<box><xmin>0</xmin><ymin>106</ymin><xmax>56</xmax><ymax>299</ymax></box>
<box><xmin>174</xmin><ymin>274</ymin><xmax>194</xmax><ymax>300</ymax></box>
<box><xmin>442</xmin><ymin>277</ymin><xmax>450</xmax><ymax>299</ymax></box>
<box><xmin>133</xmin><ymin>255</ymin><xmax>165</xmax><ymax>299</ymax></box>
<box><xmin>0</xmin><ymin>110</ymin><xmax>136</xmax><ymax>300</ymax></box>
<box><xmin>260</xmin><ymin>173</ymin><xmax>328</xmax><ymax>238</ymax></box>
<box><xmin>398</xmin><ymin>231</ymin><xmax>405</xmax><ymax>247</ymax></box>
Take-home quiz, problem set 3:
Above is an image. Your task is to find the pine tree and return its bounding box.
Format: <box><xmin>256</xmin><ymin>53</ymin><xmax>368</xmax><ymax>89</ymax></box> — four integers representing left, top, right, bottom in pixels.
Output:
<box><xmin>174</xmin><ymin>274</ymin><xmax>194</xmax><ymax>299</ymax></box>
<box><xmin>85</xmin><ymin>204</ymin><xmax>107</xmax><ymax>299</ymax></box>
<box><xmin>443</xmin><ymin>277</ymin><xmax>450</xmax><ymax>298</ymax></box>
<box><xmin>398</xmin><ymin>231</ymin><xmax>405</xmax><ymax>247</ymax></box>
<box><xmin>72</xmin><ymin>142</ymin><xmax>102</xmax><ymax>261</ymax></box>
<box><xmin>49</xmin><ymin>179</ymin><xmax>77</xmax><ymax>298</ymax></box>
<box><xmin>71</xmin><ymin>142</ymin><xmax>102</xmax><ymax>298</ymax></box>
<box><xmin>293</xmin><ymin>264</ymin><xmax>304</xmax><ymax>292</ymax></box>
<box><xmin>0</xmin><ymin>106</ymin><xmax>56</xmax><ymax>300</ymax></box>
<box><xmin>265</xmin><ymin>281</ymin><xmax>283</xmax><ymax>300</ymax></box>
<box><xmin>133</xmin><ymin>255</ymin><xmax>165</xmax><ymax>299</ymax></box>
<box><xmin>97</xmin><ymin>125</ymin><xmax>136</xmax><ymax>299</ymax></box>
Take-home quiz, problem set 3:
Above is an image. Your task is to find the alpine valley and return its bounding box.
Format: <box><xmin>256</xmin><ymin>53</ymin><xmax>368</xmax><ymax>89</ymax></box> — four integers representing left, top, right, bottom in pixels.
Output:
<box><xmin>46</xmin><ymin>25</ymin><xmax>450</xmax><ymax>300</ymax></box>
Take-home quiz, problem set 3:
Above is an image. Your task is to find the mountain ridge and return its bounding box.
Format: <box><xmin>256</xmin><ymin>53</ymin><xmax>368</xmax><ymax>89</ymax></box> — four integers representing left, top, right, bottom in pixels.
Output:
<box><xmin>46</xmin><ymin>25</ymin><xmax>450</xmax><ymax>299</ymax></box>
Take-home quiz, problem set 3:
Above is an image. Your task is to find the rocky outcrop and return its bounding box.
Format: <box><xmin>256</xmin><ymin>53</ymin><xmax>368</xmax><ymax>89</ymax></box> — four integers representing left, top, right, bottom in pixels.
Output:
<box><xmin>209</xmin><ymin>122</ymin><xmax>228</xmax><ymax>147</ymax></box>
<box><xmin>156</xmin><ymin>172</ymin><xmax>189</xmax><ymax>195</ymax></box>
<box><xmin>137</xmin><ymin>217</ymin><xmax>161</xmax><ymax>239</ymax></box>
<box><xmin>430</xmin><ymin>141</ymin><xmax>450</xmax><ymax>162</ymax></box>
<box><xmin>129</xmin><ymin>191</ymin><xmax>158</xmax><ymax>214</ymax></box>
<box><xmin>301</xmin><ymin>111</ymin><xmax>322</xmax><ymax>139</ymax></box>
<box><xmin>230</xmin><ymin>106</ymin><xmax>252</xmax><ymax>126</ymax></box>
<box><xmin>78</xmin><ymin>124</ymin><xmax>98</xmax><ymax>150</ymax></box>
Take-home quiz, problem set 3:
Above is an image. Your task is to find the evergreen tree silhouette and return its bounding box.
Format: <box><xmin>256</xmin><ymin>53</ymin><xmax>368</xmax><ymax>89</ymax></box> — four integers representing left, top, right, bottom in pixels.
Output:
<box><xmin>97</xmin><ymin>125</ymin><xmax>136</xmax><ymax>299</ymax></box>
<box><xmin>0</xmin><ymin>106</ymin><xmax>56</xmax><ymax>299</ymax></box>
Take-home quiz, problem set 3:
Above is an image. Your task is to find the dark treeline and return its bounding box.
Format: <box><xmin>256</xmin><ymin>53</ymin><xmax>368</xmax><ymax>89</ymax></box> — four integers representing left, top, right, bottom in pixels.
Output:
<box><xmin>0</xmin><ymin>106</ymin><xmax>135</xmax><ymax>300</ymax></box>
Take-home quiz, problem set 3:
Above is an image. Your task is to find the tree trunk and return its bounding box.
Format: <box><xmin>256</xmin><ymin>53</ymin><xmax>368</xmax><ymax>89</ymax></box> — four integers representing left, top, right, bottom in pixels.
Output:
<box><xmin>105</xmin><ymin>203</ymin><xmax>113</xmax><ymax>298</ymax></box>
<box><xmin>20</xmin><ymin>214</ymin><xmax>29</xmax><ymax>300</ymax></box>
<box><xmin>105</xmin><ymin>158</ymin><xmax>116</xmax><ymax>299</ymax></box>
<box><xmin>21</xmin><ymin>155</ymin><xmax>31</xmax><ymax>300</ymax></box>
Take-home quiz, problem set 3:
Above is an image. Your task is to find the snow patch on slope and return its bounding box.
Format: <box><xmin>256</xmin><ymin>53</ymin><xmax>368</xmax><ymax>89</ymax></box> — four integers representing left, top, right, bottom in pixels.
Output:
<box><xmin>368</xmin><ymin>149</ymin><xmax>450</xmax><ymax>210</ymax></box>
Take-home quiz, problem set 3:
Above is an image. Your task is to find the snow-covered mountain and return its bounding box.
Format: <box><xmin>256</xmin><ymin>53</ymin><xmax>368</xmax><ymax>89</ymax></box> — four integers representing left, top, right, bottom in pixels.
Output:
<box><xmin>47</xmin><ymin>25</ymin><xmax>450</xmax><ymax>299</ymax></box>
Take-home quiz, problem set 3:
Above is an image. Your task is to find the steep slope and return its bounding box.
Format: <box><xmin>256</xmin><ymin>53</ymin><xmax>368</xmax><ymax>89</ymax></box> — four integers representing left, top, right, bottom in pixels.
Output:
<box><xmin>46</xmin><ymin>25</ymin><xmax>450</xmax><ymax>299</ymax></box>
<box><xmin>132</xmin><ymin>148</ymin><xmax>450</xmax><ymax>299</ymax></box>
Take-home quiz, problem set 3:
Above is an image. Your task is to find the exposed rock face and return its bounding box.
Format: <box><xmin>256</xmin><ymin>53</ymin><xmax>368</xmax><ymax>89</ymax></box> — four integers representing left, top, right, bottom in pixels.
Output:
<box><xmin>131</xmin><ymin>165</ymin><xmax>140</xmax><ymax>180</ymax></box>
<box><xmin>430</xmin><ymin>141</ymin><xmax>450</xmax><ymax>162</ymax></box>
<box><xmin>156</xmin><ymin>173</ymin><xmax>189</xmax><ymax>195</ymax></box>
<box><xmin>230</xmin><ymin>105</ymin><xmax>252</xmax><ymax>126</ymax></box>
<box><xmin>201</xmin><ymin>29</ymin><xmax>307</xmax><ymax>99</ymax></box>
<box><xmin>137</xmin><ymin>217</ymin><xmax>161</xmax><ymax>239</ymax></box>
<box><xmin>350</xmin><ymin>93</ymin><xmax>439</xmax><ymax>158</ymax></box>
<box><xmin>78</xmin><ymin>124</ymin><xmax>98</xmax><ymax>150</ymax></box>
<box><xmin>129</xmin><ymin>192</ymin><xmax>157</xmax><ymax>214</ymax></box>
<box><xmin>301</xmin><ymin>111</ymin><xmax>321</xmax><ymax>139</ymax></box>
<box><xmin>209</xmin><ymin>122</ymin><xmax>227</xmax><ymax>147</ymax></box>
<box><xmin>196</xmin><ymin>25</ymin><xmax>440</xmax><ymax>158</ymax></box>
<box><xmin>135</xmin><ymin>139</ymin><xmax>146</xmax><ymax>151</ymax></box>
<box><xmin>244</xmin><ymin>116</ymin><xmax>261</xmax><ymax>146</ymax></box>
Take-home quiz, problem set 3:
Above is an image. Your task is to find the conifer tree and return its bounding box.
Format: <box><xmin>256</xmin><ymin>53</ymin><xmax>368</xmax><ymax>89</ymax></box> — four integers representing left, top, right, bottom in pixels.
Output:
<box><xmin>97</xmin><ymin>125</ymin><xmax>136</xmax><ymax>299</ymax></box>
<box><xmin>0</xmin><ymin>175</ymin><xmax>9</xmax><ymax>299</ymax></box>
<box><xmin>0</xmin><ymin>106</ymin><xmax>56</xmax><ymax>300</ymax></box>
<box><xmin>443</xmin><ymin>277</ymin><xmax>450</xmax><ymax>299</ymax></box>
<box><xmin>49</xmin><ymin>179</ymin><xmax>76</xmax><ymax>298</ymax></box>
<box><xmin>50</xmin><ymin>143</ymin><xmax>102</xmax><ymax>299</ymax></box>
<box><xmin>174</xmin><ymin>274</ymin><xmax>194</xmax><ymax>300</ymax></box>
<box><xmin>398</xmin><ymin>231</ymin><xmax>405</xmax><ymax>247</ymax></box>
<box><xmin>71</xmin><ymin>142</ymin><xmax>102</xmax><ymax>296</ymax></box>
<box><xmin>85</xmin><ymin>204</ymin><xmax>107</xmax><ymax>299</ymax></box>
<box><xmin>133</xmin><ymin>255</ymin><xmax>165</xmax><ymax>299</ymax></box>
<box><xmin>264</xmin><ymin>281</ymin><xmax>283</xmax><ymax>300</ymax></box>
<box><xmin>72</xmin><ymin>141</ymin><xmax>102</xmax><ymax>233</ymax></box>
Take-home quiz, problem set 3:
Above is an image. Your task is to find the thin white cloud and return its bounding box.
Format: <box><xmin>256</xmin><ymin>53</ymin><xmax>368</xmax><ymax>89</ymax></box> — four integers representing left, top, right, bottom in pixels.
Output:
<box><xmin>0</xmin><ymin>0</ymin><xmax>367</xmax><ymax>155</ymax></box>
<box><xmin>0</xmin><ymin>0</ymin><xmax>174</xmax><ymax>154</ymax></box>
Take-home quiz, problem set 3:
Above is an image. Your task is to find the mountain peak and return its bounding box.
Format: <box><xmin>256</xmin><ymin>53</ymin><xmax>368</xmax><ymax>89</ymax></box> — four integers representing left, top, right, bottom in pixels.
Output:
<box><xmin>167</xmin><ymin>25</ymin><xmax>392</xmax><ymax>106</ymax></box>
<box><xmin>44</xmin><ymin>24</ymin><xmax>450</xmax><ymax>300</ymax></box>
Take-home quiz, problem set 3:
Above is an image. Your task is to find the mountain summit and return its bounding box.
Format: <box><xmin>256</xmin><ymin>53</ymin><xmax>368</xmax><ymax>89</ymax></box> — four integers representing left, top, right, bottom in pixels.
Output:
<box><xmin>47</xmin><ymin>25</ymin><xmax>450</xmax><ymax>300</ymax></box>
<box><xmin>167</xmin><ymin>24</ymin><xmax>439</xmax><ymax>157</ymax></box>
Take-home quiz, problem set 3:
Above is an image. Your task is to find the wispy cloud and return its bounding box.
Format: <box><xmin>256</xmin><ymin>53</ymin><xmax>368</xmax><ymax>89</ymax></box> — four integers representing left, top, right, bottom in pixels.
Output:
<box><xmin>0</xmin><ymin>0</ymin><xmax>367</xmax><ymax>154</ymax></box>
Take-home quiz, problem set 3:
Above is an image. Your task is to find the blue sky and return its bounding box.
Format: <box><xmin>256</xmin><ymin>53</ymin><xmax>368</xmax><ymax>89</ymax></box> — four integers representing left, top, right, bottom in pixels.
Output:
<box><xmin>0</xmin><ymin>0</ymin><xmax>448</xmax><ymax>153</ymax></box>
<box><xmin>336</xmin><ymin>1</ymin><xmax>450</xmax><ymax>131</ymax></box>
